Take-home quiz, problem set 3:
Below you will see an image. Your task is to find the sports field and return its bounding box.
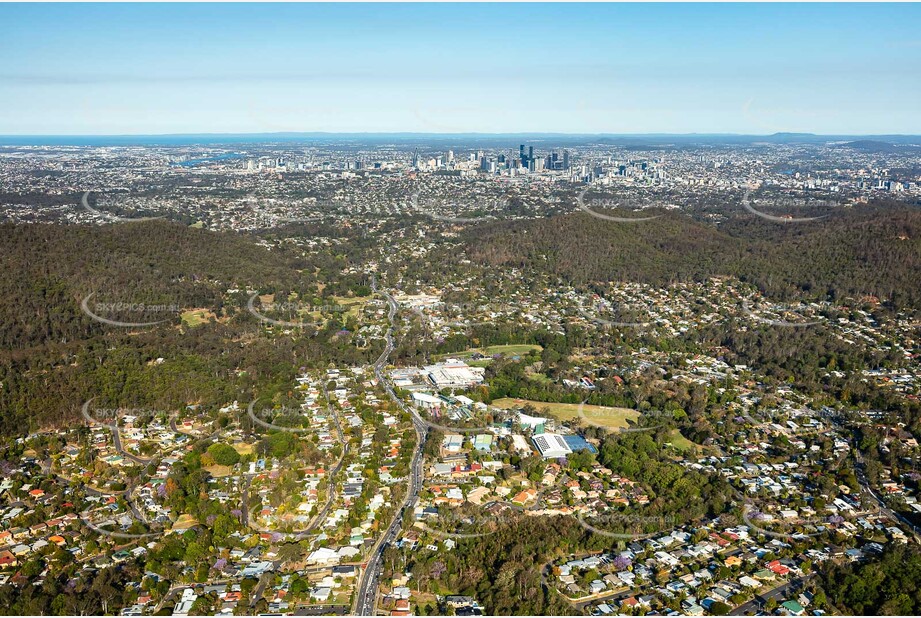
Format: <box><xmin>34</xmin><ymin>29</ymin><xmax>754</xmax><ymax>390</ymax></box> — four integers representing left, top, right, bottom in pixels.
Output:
<box><xmin>490</xmin><ymin>397</ymin><xmax>639</xmax><ymax>429</ymax></box>
<box><xmin>437</xmin><ymin>344</ymin><xmax>543</xmax><ymax>361</ymax></box>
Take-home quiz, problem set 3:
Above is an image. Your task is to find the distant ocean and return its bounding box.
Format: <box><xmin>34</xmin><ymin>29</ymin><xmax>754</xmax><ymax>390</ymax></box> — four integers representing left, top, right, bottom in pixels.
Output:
<box><xmin>0</xmin><ymin>134</ymin><xmax>332</xmax><ymax>146</ymax></box>
<box><xmin>1</xmin><ymin>133</ymin><xmax>919</xmax><ymax>148</ymax></box>
<box><xmin>174</xmin><ymin>153</ymin><xmax>244</xmax><ymax>167</ymax></box>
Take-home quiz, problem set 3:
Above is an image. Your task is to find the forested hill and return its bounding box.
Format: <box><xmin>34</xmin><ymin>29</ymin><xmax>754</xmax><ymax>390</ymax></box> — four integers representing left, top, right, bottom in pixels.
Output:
<box><xmin>465</xmin><ymin>203</ymin><xmax>921</xmax><ymax>309</ymax></box>
<box><xmin>0</xmin><ymin>221</ymin><xmax>309</xmax><ymax>349</ymax></box>
<box><xmin>0</xmin><ymin>221</ymin><xmax>377</xmax><ymax>437</ymax></box>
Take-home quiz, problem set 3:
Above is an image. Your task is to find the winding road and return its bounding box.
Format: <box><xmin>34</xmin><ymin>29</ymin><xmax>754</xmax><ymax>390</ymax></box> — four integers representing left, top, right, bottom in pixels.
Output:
<box><xmin>354</xmin><ymin>276</ymin><xmax>428</xmax><ymax>616</ymax></box>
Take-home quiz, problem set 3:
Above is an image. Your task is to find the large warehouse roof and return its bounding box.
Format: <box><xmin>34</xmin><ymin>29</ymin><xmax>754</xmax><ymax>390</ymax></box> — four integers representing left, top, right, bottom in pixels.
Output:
<box><xmin>532</xmin><ymin>433</ymin><xmax>572</xmax><ymax>459</ymax></box>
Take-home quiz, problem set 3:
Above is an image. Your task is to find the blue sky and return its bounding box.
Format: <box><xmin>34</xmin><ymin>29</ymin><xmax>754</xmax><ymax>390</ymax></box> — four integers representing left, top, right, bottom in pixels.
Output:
<box><xmin>1</xmin><ymin>3</ymin><xmax>919</xmax><ymax>135</ymax></box>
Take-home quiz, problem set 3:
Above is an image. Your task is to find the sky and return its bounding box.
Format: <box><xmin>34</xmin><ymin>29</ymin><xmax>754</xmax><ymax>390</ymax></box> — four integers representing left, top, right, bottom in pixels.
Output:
<box><xmin>1</xmin><ymin>2</ymin><xmax>919</xmax><ymax>136</ymax></box>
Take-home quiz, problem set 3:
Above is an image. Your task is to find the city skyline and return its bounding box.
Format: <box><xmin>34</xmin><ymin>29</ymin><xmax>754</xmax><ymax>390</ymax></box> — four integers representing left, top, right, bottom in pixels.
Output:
<box><xmin>2</xmin><ymin>2</ymin><xmax>920</xmax><ymax>136</ymax></box>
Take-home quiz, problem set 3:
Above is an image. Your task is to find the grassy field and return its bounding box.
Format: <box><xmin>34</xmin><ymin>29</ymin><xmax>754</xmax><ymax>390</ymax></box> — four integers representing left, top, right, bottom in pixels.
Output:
<box><xmin>438</xmin><ymin>344</ymin><xmax>543</xmax><ymax>361</ymax></box>
<box><xmin>526</xmin><ymin>372</ymin><xmax>553</xmax><ymax>385</ymax></box>
<box><xmin>665</xmin><ymin>429</ymin><xmax>697</xmax><ymax>453</ymax></box>
<box><xmin>233</xmin><ymin>443</ymin><xmax>254</xmax><ymax>456</ymax></box>
<box><xmin>204</xmin><ymin>464</ymin><xmax>233</xmax><ymax>478</ymax></box>
<box><xmin>490</xmin><ymin>397</ymin><xmax>640</xmax><ymax>429</ymax></box>
<box><xmin>181</xmin><ymin>308</ymin><xmax>215</xmax><ymax>327</ymax></box>
<box><xmin>257</xmin><ymin>293</ymin><xmax>369</xmax><ymax>324</ymax></box>
<box><xmin>171</xmin><ymin>514</ymin><xmax>199</xmax><ymax>531</ymax></box>
<box><xmin>324</xmin><ymin>295</ymin><xmax>368</xmax><ymax>320</ymax></box>
<box><xmin>481</xmin><ymin>344</ymin><xmax>542</xmax><ymax>356</ymax></box>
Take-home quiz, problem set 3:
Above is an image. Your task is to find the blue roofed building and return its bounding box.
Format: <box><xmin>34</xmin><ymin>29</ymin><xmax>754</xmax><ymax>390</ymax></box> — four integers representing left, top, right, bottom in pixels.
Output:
<box><xmin>563</xmin><ymin>434</ymin><xmax>597</xmax><ymax>454</ymax></box>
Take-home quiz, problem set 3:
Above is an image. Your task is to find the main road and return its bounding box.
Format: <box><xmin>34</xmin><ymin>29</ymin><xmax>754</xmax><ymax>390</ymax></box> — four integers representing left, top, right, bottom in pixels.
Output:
<box><xmin>302</xmin><ymin>381</ymin><xmax>350</xmax><ymax>534</ymax></box>
<box><xmin>239</xmin><ymin>379</ymin><xmax>350</xmax><ymax>541</ymax></box>
<box><xmin>354</xmin><ymin>277</ymin><xmax>428</xmax><ymax>616</ymax></box>
<box><xmin>729</xmin><ymin>575</ymin><xmax>814</xmax><ymax>616</ymax></box>
<box><xmin>853</xmin><ymin>448</ymin><xmax>921</xmax><ymax>541</ymax></box>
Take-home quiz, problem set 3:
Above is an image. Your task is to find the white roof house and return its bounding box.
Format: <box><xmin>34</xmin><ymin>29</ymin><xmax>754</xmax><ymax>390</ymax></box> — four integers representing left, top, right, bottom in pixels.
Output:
<box><xmin>412</xmin><ymin>392</ymin><xmax>442</xmax><ymax>409</ymax></box>
<box><xmin>532</xmin><ymin>433</ymin><xmax>572</xmax><ymax>459</ymax></box>
<box><xmin>306</xmin><ymin>547</ymin><xmax>341</xmax><ymax>566</ymax></box>
<box><xmin>518</xmin><ymin>412</ymin><xmax>549</xmax><ymax>430</ymax></box>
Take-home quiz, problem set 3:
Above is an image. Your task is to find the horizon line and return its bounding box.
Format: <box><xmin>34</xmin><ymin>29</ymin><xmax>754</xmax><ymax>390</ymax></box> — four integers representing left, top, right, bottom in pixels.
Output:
<box><xmin>2</xmin><ymin>131</ymin><xmax>921</xmax><ymax>139</ymax></box>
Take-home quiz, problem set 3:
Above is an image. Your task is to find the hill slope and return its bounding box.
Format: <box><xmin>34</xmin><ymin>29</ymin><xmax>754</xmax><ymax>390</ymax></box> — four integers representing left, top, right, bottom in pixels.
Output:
<box><xmin>465</xmin><ymin>204</ymin><xmax>921</xmax><ymax>308</ymax></box>
<box><xmin>0</xmin><ymin>221</ymin><xmax>374</xmax><ymax>436</ymax></box>
<box><xmin>0</xmin><ymin>221</ymin><xmax>309</xmax><ymax>349</ymax></box>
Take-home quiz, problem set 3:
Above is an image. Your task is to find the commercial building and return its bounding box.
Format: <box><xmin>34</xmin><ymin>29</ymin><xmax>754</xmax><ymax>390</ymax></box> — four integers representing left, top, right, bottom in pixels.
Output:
<box><xmin>532</xmin><ymin>433</ymin><xmax>573</xmax><ymax>459</ymax></box>
<box><xmin>424</xmin><ymin>359</ymin><xmax>486</xmax><ymax>389</ymax></box>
